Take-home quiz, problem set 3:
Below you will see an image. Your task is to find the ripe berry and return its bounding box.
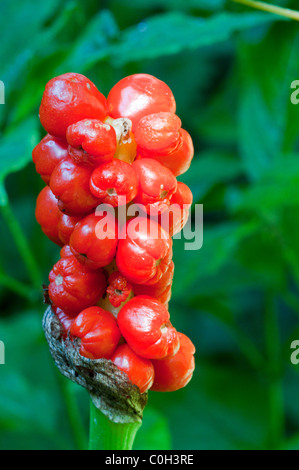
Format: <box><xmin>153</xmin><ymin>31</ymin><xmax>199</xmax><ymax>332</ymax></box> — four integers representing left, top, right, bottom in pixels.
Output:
<box><xmin>57</xmin><ymin>213</ymin><xmax>82</xmax><ymax>245</ymax></box>
<box><xmin>132</xmin><ymin>158</ymin><xmax>177</xmax><ymax>214</ymax></box>
<box><xmin>32</xmin><ymin>134</ymin><xmax>68</xmax><ymax>184</ymax></box>
<box><xmin>106</xmin><ymin>271</ymin><xmax>132</xmax><ymax>308</ymax></box>
<box><xmin>151</xmin><ymin>333</ymin><xmax>195</xmax><ymax>392</ymax></box>
<box><xmin>117</xmin><ymin>295</ymin><xmax>180</xmax><ymax>359</ymax></box>
<box><xmin>132</xmin><ymin>261</ymin><xmax>174</xmax><ymax>304</ymax></box>
<box><xmin>66</xmin><ymin>119</ymin><xmax>117</xmax><ymax>165</ymax></box>
<box><xmin>111</xmin><ymin>344</ymin><xmax>154</xmax><ymax>393</ymax></box>
<box><xmin>70</xmin><ymin>212</ymin><xmax>118</xmax><ymax>269</ymax></box>
<box><xmin>70</xmin><ymin>306</ymin><xmax>121</xmax><ymax>359</ymax></box>
<box><xmin>134</xmin><ymin>112</ymin><xmax>182</xmax><ymax>156</ymax></box>
<box><xmin>60</xmin><ymin>245</ymin><xmax>73</xmax><ymax>258</ymax></box>
<box><xmin>90</xmin><ymin>159</ymin><xmax>138</xmax><ymax>207</ymax></box>
<box><xmin>53</xmin><ymin>306</ymin><xmax>75</xmax><ymax>338</ymax></box>
<box><xmin>48</xmin><ymin>254</ymin><xmax>106</xmax><ymax>314</ymax></box>
<box><xmin>39</xmin><ymin>73</ymin><xmax>108</xmax><ymax>138</ymax></box>
<box><xmin>158</xmin><ymin>182</ymin><xmax>193</xmax><ymax>237</ymax></box>
<box><xmin>116</xmin><ymin>217</ymin><xmax>172</xmax><ymax>285</ymax></box>
<box><xmin>147</xmin><ymin>128</ymin><xmax>194</xmax><ymax>177</ymax></box>
<box><xmin>49</xmin><ymin>157</ymin><xmax>99</xmax><ymax>216</ymax></box>
<box><xmin>107</xmin><ymin>74</ymin><xmax>176</xmax><ymax>130</ymax></box>
<box><xmin>35</xmin><ymin>186</ymin><xmax>62</xmax><ymax>246</ymax></box>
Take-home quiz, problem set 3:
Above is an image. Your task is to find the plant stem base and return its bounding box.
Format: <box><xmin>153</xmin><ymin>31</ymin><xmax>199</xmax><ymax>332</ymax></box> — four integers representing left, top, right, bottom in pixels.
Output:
<box><xmin>89</xmin><ymin>400</ymin><xmax>141</xmax><ymax>450</ymax></box>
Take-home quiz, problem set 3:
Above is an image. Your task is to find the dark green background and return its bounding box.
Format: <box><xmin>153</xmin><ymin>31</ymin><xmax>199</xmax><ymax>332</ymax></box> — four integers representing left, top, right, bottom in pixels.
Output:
<box><xmin>0</xmin><ymin>0</ymin><xmax>299</xmax><ymax>450</ymax></box>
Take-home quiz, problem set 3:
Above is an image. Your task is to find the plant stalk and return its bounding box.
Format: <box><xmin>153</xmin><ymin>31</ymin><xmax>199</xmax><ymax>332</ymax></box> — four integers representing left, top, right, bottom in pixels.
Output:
<box><xmin>0</xmin><ymin>201</ymin><xmax>41</xmax><ymax>289</ymax></box>
<box><xmin>231</xmin><ymin>0</ymin><xmax>299</xmax><ymax>21</ymax></box>
<box><xmin>89</xmin><ymin>400</ymin><xmax>141</xmax><ymax>450</ymax></box>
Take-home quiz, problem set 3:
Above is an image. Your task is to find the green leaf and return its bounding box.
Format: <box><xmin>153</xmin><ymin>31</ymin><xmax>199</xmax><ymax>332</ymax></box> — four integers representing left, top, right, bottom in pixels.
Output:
<box><xmin>237</xmin><ymin>23</ymin><xmax>299</xmax><ymax>181</ymax></box>
<box><xmin>59</xmin><ymin>9</ymin><xmax>119</xmax><ymax>73</ymax></box>
<box><xmin>0</xmin><ymin>117</ymin><xmax>39</xmax><ymax>205</ymax></box>
<box><xmin>109</xmin><ymin>0</ymin><xmax>226</xmax><ymax>11</ymax></box>
<box><xmin>181</xmin><ymin>150</ymin><xmax>244</xmax><ymax>200</ymax></box>
<box><xmin>110</xmin><ymin>11</ymin><xmax>283</xmax><ymax>65</ymax></box>
<box><xmin>172</xmin><ymin>221</ymin><xmax>258</xmax><ymax>298</ymax></box>
<box><xmin>227</xmin><ymin>154</ymin><xmax>299</xmax><ymax>214</ymax></box>
<box><xmin>149</xmin><ymin>361</ymin><xmax>270</xmax><ymax>449</ymax></box>
<box><xmin>0</xmin><ymin>0</ymin><xmax>61</xmax><ymax>94</ymax></box>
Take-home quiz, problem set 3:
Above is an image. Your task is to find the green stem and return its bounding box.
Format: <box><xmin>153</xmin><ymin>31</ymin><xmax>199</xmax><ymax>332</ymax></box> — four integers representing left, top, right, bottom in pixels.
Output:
<box><xmin>0</xmin><ymin>201</ymin><xmax>41</xmax><ymax>288</ymax></box>
<box><xmin>89</xmin><ymin>400</ymin><xmax>141</xmax><ymax>450</ymax></box>
<box><xmin>0</xmin><ymin>270</ymin><xmax>37</xmax><ymax>300</ymax></box>
<box><xmin>230</xmin><ymin>0</ymin><xmax>299</xmax><ymax>21</ymax></box>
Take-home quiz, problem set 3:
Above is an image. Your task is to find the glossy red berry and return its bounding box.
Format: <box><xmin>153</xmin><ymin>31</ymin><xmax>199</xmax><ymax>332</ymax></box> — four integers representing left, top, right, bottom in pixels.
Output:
<box><xmin>116</xmin><ymin>217</ymin><xmax>172</xmax><ymax>285</ymax></box>
<box><xmin>66</xmin><ymin>119</ymin><xmax>117</xmax><ymax>165</ymax></box>
<box><xmin>70</xmin><ymin>212</ymin><xmax>118</xmax><ymax>269</ymax></box>
<box><xmin>90</xmin><ymin>159</ymin><xmax>138</xmax><ymax>207</ymax></box>
<box><xmin>39</xmin><ymin>73</ymin><xmax>108</xmax><ymax>138</ymax></box>
<box><xmin>57</xmin><ymin>212</ymin><xmax>81</xmax><ymax>245</ymax></box>
<box><xmin>151</xmin><ymin>333</ymin><xmax>195</xmax><ymax>392</ymax></box>
<box><xmin>107</xmin><ymin>74</ymin><xmax>176</xmax><ymax>130</ymax></box>
<box><xmin>132</xmin><ymin>261</ymin><xmax>174</xmax><ymax>304</ymax></box>
<box><xmin>70</xmin><ymin>306</ymin><xmax>121</xmax><ymax>359</ymax></box>
<box><xmin>132</xmin><ymin>158</ymin><xmax>177</xmax><ymax>214</ymax></box>
<box><xmin>158</xmin><ymin>182</ymin><xmax>193</xmax><ymax>237</ymax></box>
<box><xmin>49</xmin><ymin>157</ymin><xmax>99</xmax><ymax>216</ymax></box>
<box><xmin>60</xmin><ymin>245</ymin><xmax>73</xmax><ymax>258</ymax></box>
<box><xmin>117</xmin><ymin>295</ymin><xmax>179</xmax><ymax>359</ymax></box>
<box><xmin>111</xmin><ymin>344</ymin><xmax>154</xmax><ymax>393</ymax></box>
<box><xmin>106</xmin><ymin>271</ymin><xmax>132</xmax><ymax>308</ymax></box>
<box><xmin>53</xmin><ymin>306</ymin><xmax>75</xmax><ymax>338</ymax></box>
<box><xmin>35</xmin><ymin>186</ymin><xmax>62</xmax><ymax>246</ymax></box>
<box><xmin>32</xmin><ymin>134</ymin><xmax>68</xmax><ymax>184</ymax></box>
<box><xmin>147</xmin><ymin>128</ymin><xmax>194</xmax><ymax>177</ymax></box>
<box><xmin>48</xmin><ymin>254</ymin><xmax>106</xmax><ymax>314</ymax></box>
<box><xmin>134</xmin><ymin>112</ymin><xmax>182</xmax><ymax>156</ymax></box>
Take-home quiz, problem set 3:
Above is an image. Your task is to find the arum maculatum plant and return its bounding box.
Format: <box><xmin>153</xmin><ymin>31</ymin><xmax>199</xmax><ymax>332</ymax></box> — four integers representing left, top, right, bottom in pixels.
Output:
<box><xmin>34</xmin><ymin>72</ymin><xmax>196</xmax><ymax>450</ymax></box>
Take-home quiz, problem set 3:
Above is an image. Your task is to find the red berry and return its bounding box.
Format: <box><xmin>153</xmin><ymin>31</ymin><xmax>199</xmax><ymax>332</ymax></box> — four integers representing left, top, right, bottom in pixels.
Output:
<box><xmin>66</xmin><ymin>119</ymin><xmax>117</xmax><ymax>165</ymax></box>
<box><xmin>132</xmin><ymin>158</ymin><xmax>177</xmax><ymax>214</ymax></box>
<box><xmin>106</xmin><ymin>271</ymin><xmax>132</xmax><ymax>308</ymax></box>
<box><xmin>132</xmin><ymin>261</ymin><xmax>174</xmax><ymax>304</ymax></box>
<box><xmin>111</xmin><ymin>344</ymin><xmax>154</xmax><ymax>393</ymax></box>
<box><xmin>117</xmin><ymin>295</ymin><xmax>179</xmax><ymax>359</ymax></box>
<box><xmin>151</xmin><ymin>333</ymin><xmax>195</xmax><ymax>392</ymax></box>
<box><xmin>147</xmin><ymin>128</ymin><xmax>194</xmax><ymax>177</ymax></box>
<box><xmin>134</xmin><ymin>112</ymin><xmax>182</xmax><ymax>156</ymax></box>
<box><xmin>116</xmin><ymin>217</ymin><xmax>172</xmax><ymax>285</ymax></box>
<box><xmin>39</xmin><ymin>73</ymin><xmax>108</xmax><ymax>138</ymax></box>
<box><xmin>48</xmin><ymin>254</ymin><xmax>106</xmax><ymax>314</ymax></box>
<box><xmin>60</xmin><ymin>245</ymin><xmax>73</xmax><ymax>258</ymax></box>
<box><xmin>70</xmin><ymin>306</ymin><xmax>121</xmax><ymax>359</ymax></box>
<box><xmin>35</xmin><ymin>186</ymin><xmax>62</xmax><ymax>246</ymax></box>
<box><xmin>57</xmin><ymin>212</ymin><xmax>81</xmax><ymax>245</ymax></box>
<box><xmin>90</xmin><ymin>159</ymin><xmax>138</xmax><ymax>207</ymax></box>
<box><xmin>49</xmin><ymin>157</ymin><xmax>99</xmax><ymax>216</ymax></box>
<box><xmin>70</xmin><ymin>212</ymin><xmax>118</xmax><ymax>269</ymax></box>
<box><xmin>107</xmin><ymin>74</ymin><xmax>176</xmax><ymax>131</ymax></box>
<box><xmin>53</xmin><ymin>306</ymin><xmax>75</xmax><ymax>338</ymax></box>
<box><xmin>158</xmin><ymin>182</ymin><xmax>193</xmax><ymax>237</ymax></box>
<box><xmin>32</xmin><ymin>134</ymin><xmax>68</xmax><ymax>184</ymax></box>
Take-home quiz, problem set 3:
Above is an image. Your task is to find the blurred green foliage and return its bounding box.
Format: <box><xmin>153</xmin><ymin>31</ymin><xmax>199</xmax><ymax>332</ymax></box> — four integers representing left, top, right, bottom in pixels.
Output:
<box><xmin>0</xmin><ymin>0</ymin><xmax>299</xmax><ymax>450</ymax></box>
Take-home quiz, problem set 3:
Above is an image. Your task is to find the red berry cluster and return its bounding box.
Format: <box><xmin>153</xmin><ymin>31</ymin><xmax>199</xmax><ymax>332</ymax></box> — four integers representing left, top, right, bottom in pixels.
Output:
<box><xmin>34</xmin><ymin>73</ymin><xmax>195</xmax><ymax>394</ymax></box>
